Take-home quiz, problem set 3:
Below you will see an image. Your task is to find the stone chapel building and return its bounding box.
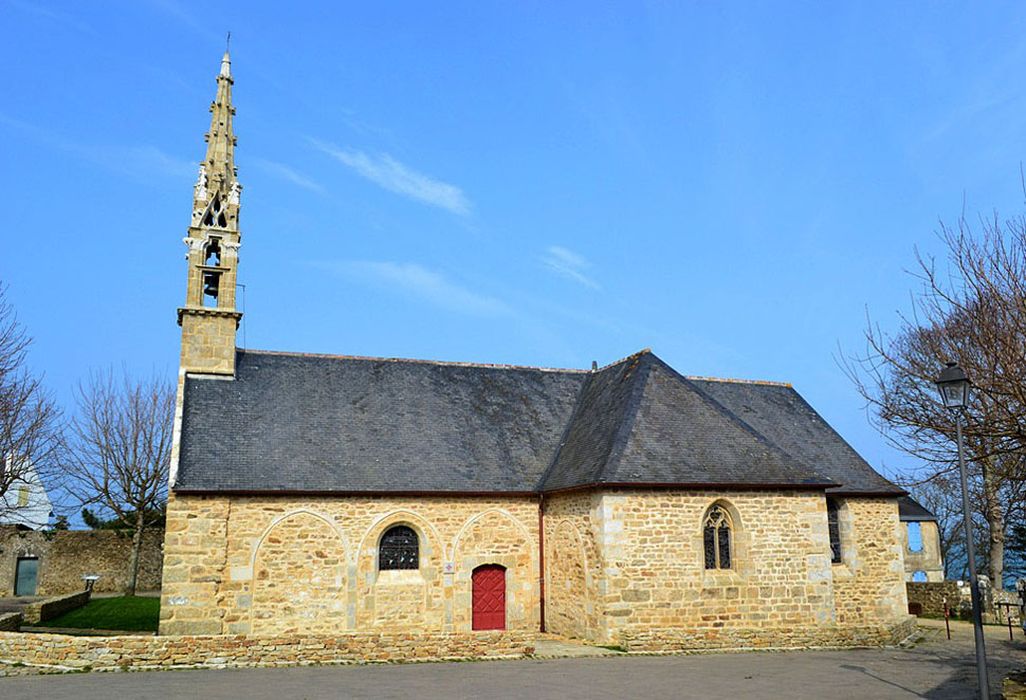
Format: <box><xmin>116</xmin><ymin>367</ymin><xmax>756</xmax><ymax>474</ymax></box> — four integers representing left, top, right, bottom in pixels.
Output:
<box><xmin>159</xmin><ymin>53</ymin><xmax>915</xmax><ymax>650</ymax></box>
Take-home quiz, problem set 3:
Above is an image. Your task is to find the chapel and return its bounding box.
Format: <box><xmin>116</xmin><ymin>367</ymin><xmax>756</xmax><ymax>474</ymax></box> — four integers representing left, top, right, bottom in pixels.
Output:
<box><xmin>159</xmin><ymin>53</ymin><xmax>915</xmax><ymax>650</ymax></box>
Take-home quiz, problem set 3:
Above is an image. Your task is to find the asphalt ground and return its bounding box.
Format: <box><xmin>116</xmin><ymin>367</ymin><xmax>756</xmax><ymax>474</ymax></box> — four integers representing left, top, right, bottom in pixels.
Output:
<box><xmin>1</xmin><ymin>619</ymin><xmax>1023</xmax><ymax>699</ymax></box>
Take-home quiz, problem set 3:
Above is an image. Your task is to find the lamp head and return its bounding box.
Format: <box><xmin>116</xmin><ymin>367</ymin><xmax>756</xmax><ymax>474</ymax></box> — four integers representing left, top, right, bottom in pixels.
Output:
<box><xmin>935</xmin><ymin>361</ymin><xmax>970</xmax><ymax>410</ymax></box>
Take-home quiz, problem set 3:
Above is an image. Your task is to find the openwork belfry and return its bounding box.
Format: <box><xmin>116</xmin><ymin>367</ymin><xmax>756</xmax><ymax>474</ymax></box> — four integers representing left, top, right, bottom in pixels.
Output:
<box><xmin>703</xmin><ymin>505</ymin><xmax>732</xmax><ymax>570</ymax></box>
<box><xmin>159</xmin><ymin>51</ymin><xmax>918</xmax><ymax>653</ymax></box>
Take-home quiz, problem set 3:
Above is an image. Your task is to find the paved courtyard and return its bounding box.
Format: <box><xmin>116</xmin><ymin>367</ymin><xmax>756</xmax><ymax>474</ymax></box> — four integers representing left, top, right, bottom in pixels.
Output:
<box><xmin>1</xmin><ymin>620</ymin><xmax>1023</xmax><ymax>699</ymax></box>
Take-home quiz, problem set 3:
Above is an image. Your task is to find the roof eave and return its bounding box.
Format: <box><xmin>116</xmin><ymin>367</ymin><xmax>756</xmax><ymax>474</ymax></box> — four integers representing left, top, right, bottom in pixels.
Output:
<box><xmin>827</xmin><ymin>487</ymin><xmax>908</xmax><ymax>498</ymax></box>
<box><xmin>172</xmin><ymin>487</ymin><xmax>541</xmax><ymax>498</ymax></box>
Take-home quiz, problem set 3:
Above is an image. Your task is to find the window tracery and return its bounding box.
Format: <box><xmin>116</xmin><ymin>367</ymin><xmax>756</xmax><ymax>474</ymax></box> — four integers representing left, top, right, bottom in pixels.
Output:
<box><xmin>703</xmin><ymin>505</ymin><xmax>732</xmax><ymax>570</ymax></box>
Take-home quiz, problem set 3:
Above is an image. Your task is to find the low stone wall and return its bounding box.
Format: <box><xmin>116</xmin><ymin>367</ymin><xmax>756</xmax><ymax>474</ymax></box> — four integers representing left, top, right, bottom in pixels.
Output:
<box><xmin>993</xmin><ymin>589</ymin><xmax>1023</xmax><ymax>625</ymax></box>
<box><xmin>621</xmin><ymin>618</ymin><xmax>917</xmax><ymax>653</ymax></box>
<box><xmin>21</xmin><ymin>591</ymin><xmax>91</xmax><ymax>624</ymax></box>
<box><xmin>0</xmin><ymin>526</ymin><xmax>163</xmax><ymax>596</ymax></box>
<box><xmin>906</xmin><ymin>581</ymin><xmax>965</xmax><ymax>617</ymax></box>
<box><xmin>0</xmin><ymin>613</ymin><xmax>21</xmax><ymax>632</ymax></box>
<box><xmin>1005</xmin><ymin>672</ymin><xmax>1026</xmax><ymax>700</ymax></box>
<box><xmin>0</xmin><ymin>630</ymin><xmax>535</xmax><ymax>671</ymax></box>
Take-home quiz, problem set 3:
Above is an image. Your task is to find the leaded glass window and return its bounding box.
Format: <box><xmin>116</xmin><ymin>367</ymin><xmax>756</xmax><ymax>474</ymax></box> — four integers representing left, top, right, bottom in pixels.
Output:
<box><xmin>827</xmin><ymin>498</ymin><xmax>842</xmax><ymax>563</ymax></box>
<box><xmin>379</xmin><ymin>525</ymin><xmax>419</xmax><ymax>570</ymax></box>
<box><xmin>703</xmin><ymin>505</ymin><xmax>732</xmax><ymax>570</ymax></box>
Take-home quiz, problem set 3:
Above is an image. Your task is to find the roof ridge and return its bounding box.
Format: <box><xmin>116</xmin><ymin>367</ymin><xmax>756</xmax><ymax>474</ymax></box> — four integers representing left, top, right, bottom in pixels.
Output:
<box><xmin>685</xmin><ymin>374</ymin><xmax>792</xmax><ymax>388</ymax></box>
<box><xmin>239</xmin><ymin>348</ymin><xmax>591</xmax><ymax>374</ymax></box>
<box><xmin>593</xmin><ymin>348</ymin><xmax>652</xmax><ymax>372</ymax></box>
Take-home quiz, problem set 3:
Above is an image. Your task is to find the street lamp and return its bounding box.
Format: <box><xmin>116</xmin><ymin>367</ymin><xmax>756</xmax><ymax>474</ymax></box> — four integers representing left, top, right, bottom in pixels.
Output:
<box><xmin>934</xmin><ymin>361</ymin><xmax>990</xmax><ymax>700</ymax></box>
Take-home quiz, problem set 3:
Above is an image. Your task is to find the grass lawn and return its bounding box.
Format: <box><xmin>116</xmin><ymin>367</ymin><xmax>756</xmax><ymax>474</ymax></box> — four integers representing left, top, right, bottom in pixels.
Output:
<box><xmin>35</xmin><ymin>596</ymin><xmax>160</xmax><ymax>632</ymax></box>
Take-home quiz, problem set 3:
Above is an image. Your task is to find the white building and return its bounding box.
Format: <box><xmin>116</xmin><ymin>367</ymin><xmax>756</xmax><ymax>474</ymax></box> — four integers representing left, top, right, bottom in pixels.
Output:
<box><xmin>0</xmin><ymin>457</ymin><xmax>53</xmax><ymax>530</ymax></box>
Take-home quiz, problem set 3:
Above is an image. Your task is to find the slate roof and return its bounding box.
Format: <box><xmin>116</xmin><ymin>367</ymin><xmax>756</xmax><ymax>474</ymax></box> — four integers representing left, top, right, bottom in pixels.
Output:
<box><xmin>898</xmin><ymin>496</ymin><xmax>937</xmax><ymax>521</ymax></box>
<box><xmin>174</xmin><ymin>348</ymin><xmax>903</xmax><ymax>497</ymax></box>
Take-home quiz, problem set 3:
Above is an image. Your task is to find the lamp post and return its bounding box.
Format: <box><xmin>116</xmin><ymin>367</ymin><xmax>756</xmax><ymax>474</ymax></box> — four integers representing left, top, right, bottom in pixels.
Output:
<box><xmin>935</xmin><ymin>361</ymin><xmax>990</xmax><ymax>699</ymax></box>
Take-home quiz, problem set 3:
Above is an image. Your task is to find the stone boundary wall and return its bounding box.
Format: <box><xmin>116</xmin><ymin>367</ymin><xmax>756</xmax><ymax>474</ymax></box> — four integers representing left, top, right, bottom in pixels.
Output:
<box><xmin>1005</xmin><ymin>672</ymin><xmax>1026</xmax><ymax>700</ymax></box>
<box><xmin>0</xmin><ymin>630</ymin><xmax>534</xmax><ymax>671</ymax></box>
<box><xmin>906</xmin><ymin>581</ymin><xmax>962</xmax><ymax>617</ymax></box>
<box><xmin>0</xmin><ymin>527</ymin><xmax>163</xmax><ymax>596</ymax></box>
<box><xmin>622</xmin><ymin>618</ymin><xmax>918</xmax><ymax>653</ymax></box>
<box><xmin>994</xmin><ymin>589</ymin><xmax>1023</xmax><ymax>625</ymax></box>
<box><xmin>22</xmin><ymin>591</ymin><xmax>91</xmax><ymax>624</ymax></box>
<box><xmin>0</xmin><ymin>613</ymin><xmax>21</xmax><ymax>631</ymax></box>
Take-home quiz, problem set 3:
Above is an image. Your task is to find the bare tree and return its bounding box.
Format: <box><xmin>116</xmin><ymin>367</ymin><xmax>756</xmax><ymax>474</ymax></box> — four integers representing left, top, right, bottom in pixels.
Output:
<box><xmin>64</xmin><ymin>371</ymin><xmax>173</xmax><ymax>595</ymax></box>
<box><xmin>0</xmin><ymin>283</ymin><xmax>61</xmax><ymax>527</ymax></box>
<box><xmin>844</xmin><ymin>211</ymin><xmax>1026</xmax><ymax>588</ymax></box>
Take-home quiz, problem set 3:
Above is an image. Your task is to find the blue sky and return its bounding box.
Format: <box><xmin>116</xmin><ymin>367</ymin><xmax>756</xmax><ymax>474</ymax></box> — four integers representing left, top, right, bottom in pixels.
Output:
<box><xmin>3</xmin><ymin>1</ymin><xmax>1026</xmax><ymax>482</ymax></box>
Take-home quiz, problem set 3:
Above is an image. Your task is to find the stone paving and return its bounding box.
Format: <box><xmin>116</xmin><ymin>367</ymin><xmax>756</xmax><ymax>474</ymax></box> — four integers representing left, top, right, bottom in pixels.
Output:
<box><xmin>0</xmin><ymin>619</ymin><xmax>1022</xmax><ymax>698</ymax></box>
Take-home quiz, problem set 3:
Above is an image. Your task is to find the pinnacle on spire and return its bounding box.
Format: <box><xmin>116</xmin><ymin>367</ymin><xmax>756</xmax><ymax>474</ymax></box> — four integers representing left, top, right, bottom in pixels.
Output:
<box><xmin>203</xmin><ymin>49</ymin><xmax>237</xmax><ymax>197</ymax></box>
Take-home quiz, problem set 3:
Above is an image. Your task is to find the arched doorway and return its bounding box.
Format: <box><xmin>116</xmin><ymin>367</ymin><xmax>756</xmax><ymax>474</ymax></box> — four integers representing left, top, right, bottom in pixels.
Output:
<box><xmin>472</xmin><ymin>564</ymin><xmax>506</xmax><ymax>630</ymax></box>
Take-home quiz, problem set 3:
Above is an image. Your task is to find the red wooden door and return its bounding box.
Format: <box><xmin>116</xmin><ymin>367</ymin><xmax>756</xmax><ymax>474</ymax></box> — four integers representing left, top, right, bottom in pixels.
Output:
<box><xmin>472</xmin><ymin>564</ymin><xmax>506</xmax><ymax>630</ymax></box>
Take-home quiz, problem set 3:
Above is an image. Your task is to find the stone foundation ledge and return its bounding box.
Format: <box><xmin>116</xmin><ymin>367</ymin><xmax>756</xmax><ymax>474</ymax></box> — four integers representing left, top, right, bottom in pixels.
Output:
<box><xmin>0</xmin><ymin>630</ymin><xmax>535</xmax><ymax>672</ymax></box>
<box><xmin>621</xmin><ymin>617</ymin><xmax>918</xmax><ymax>653</ymax></box>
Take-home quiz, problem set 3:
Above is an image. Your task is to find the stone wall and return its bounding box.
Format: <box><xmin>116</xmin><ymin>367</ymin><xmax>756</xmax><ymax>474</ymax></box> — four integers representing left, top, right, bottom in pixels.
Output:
<box><xmin>596</xmin><ymin>490</ymin><xmax>840</xmax><ymax>646</ymax></box>
<box><xmin>0</xmin><ymin>629</ymin><xmax>533</xmax><ymax>671</ymax></box>
<box><xmin>831</xmin><ymin>497</ymin><xmax>909</xmax><ymax>626</ymax></box>
<box><xmin>905</xmin><ymin>581</ymin><xmax>1021</xmax><ymax>623</ymax></box>
<box><xmin>905</xmin><ymin>581</ymin><xmax>964</xmax><ymax>617</ymax></box>
<box><xmin>160</xmin><ymin>493</ymin><xmax>540</xmax><ymax>636</ymax></box>
<box><xmin>0</xmin><ymin>613</ymin><xmax>21</xmax><ymax>631</ymax></box>
<box><xmin>161</xmin><ymin>488</ymin><xmax>912</xmax><ymax>651</ymax></box>
<box><xmin>21</xmin><ymin>591</ymin><xmax>91</xmax><ymax>624</ymax></box>
<box><xmin>0</xmin><ymin>527</ymin><xmax>164</xmax><ymax>596</ymax></box>
<box><xmin>543</xmin><ymin>492</ymin><xmax>603</xmax><ymax>641</ymax></box>
<box><xmin>994</xmin><ymin>589</ymin><xmax>1023</xmax><ymax>625</ymax></box>
<box><xmin>623</xmin><ymin>616</ymin><xmax>917</xmax><ymax>652</ymax></box>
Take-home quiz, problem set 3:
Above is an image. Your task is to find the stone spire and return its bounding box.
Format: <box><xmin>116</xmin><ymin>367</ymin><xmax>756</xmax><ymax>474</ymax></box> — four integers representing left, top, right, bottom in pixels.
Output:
<box><xmin>177</xmin><ymin>51</ymin><xmax>243</xmax><ymax>376</ymax></box>
<box><xmin>202</xmin><ymin>50</ymin><xmax>237</xmax><ymax>199</ymax></box>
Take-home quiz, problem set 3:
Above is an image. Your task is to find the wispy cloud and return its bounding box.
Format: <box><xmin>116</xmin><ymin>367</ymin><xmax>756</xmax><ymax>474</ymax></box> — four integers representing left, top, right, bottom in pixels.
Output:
<box><xmin>252</xmin><ymin>158</ymin><xmax>324</xmax><ymax>193</ymax></box>
<box><xmin>0</xmin><ymin>113</ymin><xmax>193</xmax><ymax>181</ymax></box>
<box><xmin>314</xmin><ymin>260</ymin><xmax>509</xmax><ymax>316</ymax></box>
<box><xmin>541</xmin><ymin>246</ymin><xmax>600</xmax><ymax>289</ymax></box>
<box><xmin>309</xmin><ymin>139</ymin><xmax>471</xmax><ymax>216</ymax></box>
<box><xmin>8</xmin><ymin>0</ymin><xmax>96</xmax><ymax>34</ymax></box>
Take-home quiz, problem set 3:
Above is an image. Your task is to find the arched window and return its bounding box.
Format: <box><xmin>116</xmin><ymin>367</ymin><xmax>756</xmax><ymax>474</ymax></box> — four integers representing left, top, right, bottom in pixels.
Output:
<box><xmin>204</xmin><ymin>238</ymin><xmax>222</xmax><ymax>267</ymax></box>
<box><xmin>911</xmin><ymin>570</ymin><xmax>928</xmax><ymax>583</ymax></box>
<box><xmin>378</xmin><ymin>525</ymin><xmax>419</xmax><ymax>570</ymax></box>
<box><xmin>703</xmin><ymin>505</ymin><xmax>732</xmax><ymax>570</ymax></box>
<box><xmin>827</xmin><ymin>498</ymin><xmax>842</xmax><ymax>563</ymax></box>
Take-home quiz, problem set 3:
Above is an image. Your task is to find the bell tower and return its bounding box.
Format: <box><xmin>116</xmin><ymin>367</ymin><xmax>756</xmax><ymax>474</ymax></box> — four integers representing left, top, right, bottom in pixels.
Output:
<box><xmin>177</xmin><ymin>50</ymin><xmax>242</xmax><ymax>376</ymax></box>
